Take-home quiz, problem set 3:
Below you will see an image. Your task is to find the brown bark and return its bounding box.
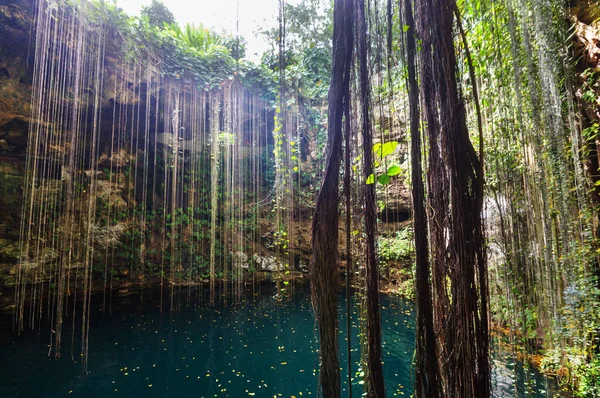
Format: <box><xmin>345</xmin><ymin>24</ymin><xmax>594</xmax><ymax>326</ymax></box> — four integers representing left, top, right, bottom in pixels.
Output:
<box><xmin>355</xmin><ymin>0</ymin><xmax>386</xmax><ymax>396</ymax></box>
<box><xmin>403</xmin><ymin>0</ymin><xmax>441</xmax><ymax>395</ymax></box>
<box><xmin>310</xmin><ymin>0</ymin><xmax>353</xmax><ymax>396</ymax></box>
<box><xmin>415</xmin><ymin>0</ymin><xmax>490</xmax><ymax>396</ymax></box>
<box><xmin>344</xmin><ymin>95</ymin><xmax>353</xmax><ymax>398</ymax></box>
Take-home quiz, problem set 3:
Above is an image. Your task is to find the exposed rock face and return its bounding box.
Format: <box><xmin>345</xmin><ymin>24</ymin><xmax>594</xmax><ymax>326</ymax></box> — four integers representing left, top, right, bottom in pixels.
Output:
<box><xmin>0</xmin><ymin>0</ymin><xmax>410</xmax><ymax>289</ymax></box>
<box><xmin>0</xmin><ymin>0</ymin><xmax>33</xmax><ymax>127</ymax></box>
<box><xmin>378</xmin><ymin>178</ymin><xmax>411</xmax><ymax>223</ymax></box>
<box><xmin>571</xmin><ymin>1</ymin><xmax>600</xmax><ymax>125</ymax></box>
<box><xmin>0</xmin><ymin>0</ymin><xmax>32</xmax><ymax>280</ymax></box>
<box><xmin>570</xmin><ymin>2</ymin><xmax>600</xmax><ymax>214</ymax></box>
<box><xmin>91</xmin><ymin>222</ymin><xmax>128</xmax><ymax>248</ymax></box>
<box><xmin>253</xmin><ymin>253</ymin><xmax>283</xmax><ymax>272</ymax></box>
<box><xmin>571</xmin><ymin>1</ymin><xmax>600</xmax><ymax>71</ymax></box>
<box><xmin>231</xmin><ymin>251</ymin><xmax>249</xmax><ymax>269</ymax></box>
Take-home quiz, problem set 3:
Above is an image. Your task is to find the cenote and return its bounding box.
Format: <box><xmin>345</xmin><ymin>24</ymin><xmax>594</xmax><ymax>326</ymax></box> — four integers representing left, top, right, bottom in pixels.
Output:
<box><xmin>0</xmin><ymin>0</ymin><xmax>598</xmax><ymax>395</ymax></box>
<box><xmin>0</xmin><ymin>284</ymin><xmax>556</xmax><ymax>397</ymax></box>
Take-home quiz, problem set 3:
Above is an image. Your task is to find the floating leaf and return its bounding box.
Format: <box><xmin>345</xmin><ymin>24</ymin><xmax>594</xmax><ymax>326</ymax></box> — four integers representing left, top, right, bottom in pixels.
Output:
<box><xmin>387</xmin><ymin>165</ymin><xmax>401</xmax><ymax>176</ymax></box>
<box><xmin>366</xmin><ymin>174</ymin><xmax>375</xmax><ymax>184</ymax></box>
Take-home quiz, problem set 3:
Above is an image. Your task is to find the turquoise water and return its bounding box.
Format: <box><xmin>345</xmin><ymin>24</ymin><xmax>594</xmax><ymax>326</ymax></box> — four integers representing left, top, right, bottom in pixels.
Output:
<box><xmin>0</xmin><ymin>284</ymin><xmax>556</xmax><ymax>397</ymax></box>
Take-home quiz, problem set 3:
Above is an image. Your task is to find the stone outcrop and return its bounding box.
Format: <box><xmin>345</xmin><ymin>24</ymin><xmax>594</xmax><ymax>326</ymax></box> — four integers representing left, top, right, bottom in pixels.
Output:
<box><xmin>0</xmin><ymin>0</ymin><xmax>33</xmax><ymax>127</ymax></box>
<box><xmin>0</xmin><ymin>0</ymin><xmax>33</xmax><ymax>282</ymax></box>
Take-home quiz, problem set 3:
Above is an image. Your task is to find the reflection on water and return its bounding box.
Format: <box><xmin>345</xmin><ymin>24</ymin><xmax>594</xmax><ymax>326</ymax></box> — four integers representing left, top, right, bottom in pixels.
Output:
<box><xmin>492</xmin><ymin>343</ymin><xmax>561</xmax><ymax>398</ymax></box>
<box><xmin>0</xmin><ymin>283</ymin><xmax>558</xmax><ymax>397</ymax></box>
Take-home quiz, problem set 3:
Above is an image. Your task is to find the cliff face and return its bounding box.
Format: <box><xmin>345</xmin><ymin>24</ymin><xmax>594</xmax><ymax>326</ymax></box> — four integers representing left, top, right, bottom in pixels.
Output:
<box><xmin>570</xmin><ymin>1</ymin><xmax>600</xmax><ymax>246</ymax></box>
<box><xmin>571</xmin><ymin>1</ymin><xmax>600</xmax><ymax>70</ymax></box>
<box><xmin>0</xmin><ymin>0</ymin><xmax>33</xmax><ymax>126</ymax></box>
<box><xmin>0</xmin><ymin>0</ymin><xmax>290</xmax><ymax>290</ymax></box>
<box><xmin>571</xmin><ymin>1</ymin><xmax>600</xmax><ymax>126</ymax></box>
<box><xmin>0</xmin><ymin>0</ymin><xmax>33</xmax><ymax>284</ymax></box>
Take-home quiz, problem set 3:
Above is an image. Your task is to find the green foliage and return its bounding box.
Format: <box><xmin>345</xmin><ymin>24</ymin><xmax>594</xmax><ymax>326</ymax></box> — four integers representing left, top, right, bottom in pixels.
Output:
<box><xmin>140</xmin><ymin>0</ymin><xmax>175</xmax><ymax>27</ymax></box>
<box><xmin>378</xmin><ymin>229</ymin><xmax>414</xmax><ymax>299</ymax></box>
<box><xmin>455</xmin><ymin>0</ymin><xmax>600</xmax><ymax>392</ymax></box>
<box><xmin>582</xmin><ymin>123</ymin><xmax>599</xmax><ymax>143</ymax></box>
<box><xmin>221</xmin><ymin>35</ymin><xmax>247</xmax><ymax>61</ymax></box>
<box><xmin>132</xmin><ymin>19</ymin><xmax>235</xmax><ymax>88</ymax></box>
<box><xmin>366</xmin><ymin>141</ymin><xmax>401</xmax><ymax>186</ymax></box>
<box><xmin>378</xmin><ymin>228</ymin><xmax>413</xmax><ymax>265</ymax></box>
<box><xmin>543</xmin><ymin>279</ymin><xmax>600</xmax><ymax>396</ymax></box>
<box><xmin>163</xmin><ymin>23</ymin><xmax>224</xmax><ymax>52</ymax></box>
<box><xmin>79</xmin><ymin>0</ymin><xmax>277</xmax><ymax>94</ymax></box>
<box><xmin>373</xmin><ymin>141</ymin><xmax>398</xmax><ymax>160</ymax></box>
<box><xmin>581</xmin><ymin>68</ymin><xmax>600</xmax><ymax>104</ymax></box>
<box><xmin>218</xmin><ymin>132</ymin><xmax>236</xmax><ymax>145</ymax></box>
<box><xmin>577</xmin><ymin>357</ymin><xmax>600</xmax><ymax>397</ymax></box>
<box><xmin>260</xmin><ymin>0</ymin><xmax>332</xmax><ymax>155</ymax></box>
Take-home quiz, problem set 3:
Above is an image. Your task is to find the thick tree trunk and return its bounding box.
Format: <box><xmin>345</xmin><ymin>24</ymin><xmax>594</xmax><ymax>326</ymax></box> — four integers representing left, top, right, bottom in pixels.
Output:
<box><xmin>403</xmin><ymin>0</ymin><xmax>442</xmax><ymax>396</ymax></box>
<box><xmin>310</xmin><ymin>0</ymin><xmax>353</xmax><ymax>396</ymax></box>
<box><xmin>415</xmin><ymin>0</ymin><xmax>490</xmax><ymax>396</ymax></box>
<box><xmin>355</xmin><ymin>0</ymin><xmax>386</xmax><ymax>396</ymax></box>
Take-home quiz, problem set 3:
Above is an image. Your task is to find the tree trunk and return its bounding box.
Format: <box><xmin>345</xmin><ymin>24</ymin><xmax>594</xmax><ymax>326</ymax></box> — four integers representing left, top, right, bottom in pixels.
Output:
<box><xmin>416</xmin><ymin>0</ymin><xmax>490</xmax><ymax>396</ymax></box>
<box><xmin>310</xmin><ymin>0</ymin><xmax>353</xmax><ymax>396</ymax></box>
<box><xmin>356</xmin><ymin>0</ymin><xmax>386</xmax><ymax>396</ymax></box>
<box><xmin>403</xmin><ymin>0</ymin><xmax>442</xmax><ymax>395</ymax></box>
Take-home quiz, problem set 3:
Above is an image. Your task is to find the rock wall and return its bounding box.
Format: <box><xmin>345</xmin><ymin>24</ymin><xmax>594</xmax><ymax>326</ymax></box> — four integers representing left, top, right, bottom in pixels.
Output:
<box><xmin>570</xmin><ymin>1</ymin><xmax>600</xmax><ymax>255</ymax></box>
<box><xmin>0</xmin><ymin>0</ymin><xmax>33</xmax><ymax>284</ymax></box>
<box><xmin>571</xmin><ymin>0</ymin><xmax>600</xmax><ymax>133</ymax></box>
<box><xmin>0</xmin><ymin>0</ymin><xmax>414</xmax><ymax>291</ymax></box>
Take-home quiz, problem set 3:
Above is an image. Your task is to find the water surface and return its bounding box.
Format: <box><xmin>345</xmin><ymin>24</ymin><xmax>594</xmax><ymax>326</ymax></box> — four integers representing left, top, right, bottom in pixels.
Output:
<box><xmin>0</xmin><ymin>283</ymin><xmax>556</xmax><ymax>397</ymax></box>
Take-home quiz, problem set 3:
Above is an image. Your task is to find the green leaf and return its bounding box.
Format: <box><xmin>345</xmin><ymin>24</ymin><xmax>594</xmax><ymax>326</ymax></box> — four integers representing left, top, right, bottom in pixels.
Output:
<box><xmin>372</xmin><ymin>143</ymin><xmax>381</xmax><ymax>156</ymax></box>
<box><xmin>366</xmin><ymin>174</ymin><xmax>375</xmax><ymax>184</ymax></box>
<box><xmin>381</xmin><ymin>141</ymin><xmax>398</xmax><ymax>157</ymax></box>
<box><xmin>403</xmin><ymin>24</ymin><xmax>410</xmax><ymax>32</ymax></box>
<box><xmin>378</xmin><ymin>173</ymin><xmax>391</xmax><ymax>185</ymax></box>
<box><xmin>387</xmin><ymin>164</ymin><xmax>401</xmax><ymax>176</ymax></box>
<box><xmin>374</xmin><ymin>141</ymin><xmax>398</xmax><ymax>159</ymax></box>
